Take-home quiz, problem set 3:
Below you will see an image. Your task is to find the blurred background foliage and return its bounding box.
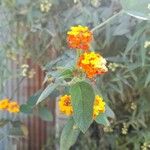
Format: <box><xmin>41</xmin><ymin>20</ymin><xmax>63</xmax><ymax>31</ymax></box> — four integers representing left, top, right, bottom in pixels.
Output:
<box><xmin>0</xmin><ymin>0</ymin><xmax>150</xmax><ymax>149</ymax></box>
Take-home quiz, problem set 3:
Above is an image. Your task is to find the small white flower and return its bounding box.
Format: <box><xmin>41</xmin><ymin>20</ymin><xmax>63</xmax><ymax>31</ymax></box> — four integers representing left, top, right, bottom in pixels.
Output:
<box><xmin>144</xmin><ymin>41</ymin><xmax>150</xmax><ymax>48</ymax></box>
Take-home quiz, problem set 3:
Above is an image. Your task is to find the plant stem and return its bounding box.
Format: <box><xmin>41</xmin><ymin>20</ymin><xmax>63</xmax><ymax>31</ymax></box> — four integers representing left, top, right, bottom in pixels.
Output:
<box><xmin>91</xmin><ymin>10</ymin><xmax>124</xmax><ymax>32</ymax></box>
<box><xmin>76</xmin><ymin>50</ymin><xmax>81</xmax><ymax>68</ymax></box>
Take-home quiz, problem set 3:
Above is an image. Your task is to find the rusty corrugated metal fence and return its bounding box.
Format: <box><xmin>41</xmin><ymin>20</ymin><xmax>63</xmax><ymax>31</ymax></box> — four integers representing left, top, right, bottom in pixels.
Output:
<box><xmin>3</xmin><ymin>60</ymin><xmax>55</xmax><ymax>150</ymax></box>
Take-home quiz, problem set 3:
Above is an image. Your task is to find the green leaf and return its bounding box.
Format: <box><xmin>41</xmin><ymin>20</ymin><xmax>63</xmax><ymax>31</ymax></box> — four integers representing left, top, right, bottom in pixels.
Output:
<box><xmin>121</xmin><ymin>0</ymin><xmax>150</xmax><ymax>20</ymax></box>
<box><xmin>70</xmin><ymin>81</ymin><xmax>95</xmax><ymax>133</ymax></box>
<box><xmin>126</xmin><ymin>63</ymin><xmax>141</xmax><ymax>72</ymax></box>
<box><xmin>113</xmin><ymin>23</ymin><xmax>130</xmax><ymax>36</ymax></box>
<box><xmin>59</xmin><ymin>69</ymin><xmax>73</xmax><ymax>79</ymax></box>
<box><xmin>105</xmin><ymin>105</ymin><xmax>115</xmax><ymax>119</ymax></box>
<box><xmin>124</xmin><ymin>23</ymin><xmax>145</xmax><ymax>56</ymax></box>
<box><xmin>20</xmin><ymin>104</ymin><xmax>32</xmax><ymax>114</ymax></box>
<box><xmin>95</xmin><ymin>113</ymin><xmax>110</xmax><ymax>126</ymax></box>
<box><xmin>38</xmin><ymin>107</ymin><xmax>53</xmax><ymax>121</ymax></box>
<box><xmin>60</xmin><ymin>117</ymin><xmax>80</xmax><ymax>150</ymax></box>
<box><xmin>27</xmin><ymin>90</ymin><xmax>42</xmax><ymax>107</ymax></box>
<box><xmin>36</xmin><ymin>83</ymin><xmax>58</xmax><ymax>104</ymax></box>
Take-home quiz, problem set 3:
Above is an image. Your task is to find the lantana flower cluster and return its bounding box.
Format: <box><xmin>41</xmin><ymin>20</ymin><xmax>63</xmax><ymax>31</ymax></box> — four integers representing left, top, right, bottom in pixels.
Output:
<box><xmin>67</xmin><ymin>25</ymin><xmax>93</xmax><ymax>51</ymax></box>
<box><xmin>59</xmin><ymin>95</ymin><xmax>105</xmax><ymax>119</ymax></box>
<box><xmin>67</xmin><ymin>25</ymin><xmax>108</xmax><ymax>78</ymax></box>
<box><xmin>0</xmin><ymin>98</ymin><xmax>20</xmax><ymax>113</ymax></box>
<box><xmin>59</xmin><ymin>25</ymin><xmax>108</xmax><ymax>118</ymax></box>
<box><xmin>78</xmin><ymin>52</ymin><xmax>108</xmax><ymax>78</ymax></box>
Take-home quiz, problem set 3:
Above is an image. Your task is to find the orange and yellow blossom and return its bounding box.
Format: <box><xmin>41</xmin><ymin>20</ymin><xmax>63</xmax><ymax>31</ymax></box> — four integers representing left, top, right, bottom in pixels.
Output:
<box><xmin>78</xmin><ymin>52</ymin><xmax>108</xmax><ymax>78</ymax></box>
<box><xmin>67</xmin><ymin>25</ymin><xmax>93</xmax><ymax>51</ymax></box>
<box><xmin>0</xmin><ymin>98</ymin><xmax>9</xmax><ymax>110</ymax></box>
<box><xmin>93</xmin><ymin>95</ymin><xmax>105</xmax><ymax>119</ymax></box>
<box><xmin>7</xmin><ymin>101</ymin><xmax>20</xmax><ymax>113</ymax></box>
<box><xmin>58</xmin><ymin>95</ymin><xmax>73</xmax><ymax>116</ymax></box>
<box><xmin>58</xmin><ymin>95</ymin><xmax>105</xmax><ymax>119</ymax></box>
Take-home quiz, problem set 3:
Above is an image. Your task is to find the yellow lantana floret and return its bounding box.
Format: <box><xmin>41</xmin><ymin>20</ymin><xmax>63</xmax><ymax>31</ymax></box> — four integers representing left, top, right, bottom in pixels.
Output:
<box><xmin>93</xmin><ymin>95</ymin><xmax>105</xmax><ymax>119</ymax></box>
<box><xmin>58</xmin><ymin>95</ymin><xmax>73</xmax><ymax>116</ymax></box>
<box><xmin>7</xmin><ymin>101</ymin><xmax>20</xmax><ymax>113</ymax></box>
<box><xmin>0</xmin><ymin>98</ymin><xmax>9</xmax><ymax>110</ymax></box>
<box><xmin>68</xmin><ymin>25</ymin><xmax>89</xmax><ymax>34</ymax></box>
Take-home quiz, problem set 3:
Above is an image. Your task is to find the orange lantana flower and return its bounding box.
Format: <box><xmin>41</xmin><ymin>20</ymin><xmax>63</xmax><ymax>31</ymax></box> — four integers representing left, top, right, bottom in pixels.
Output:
<box><xmin>7</xmin><ymin>101</ymin><xmax>20</xmax><ymax>113</ymax></box>
<box><xmin>67</xmin><ymin>25</ymin><xmax>93</xmax><ymax>51</ymax></box>
<box><xmin>0</xmin><ymin>98</ymin><xmax>9</xmax><ymax>110</ymax></box>
<box><xmin>78</xmin><ymin>52</ymin><xmax>108</xmax><ymax>78</ymax></box>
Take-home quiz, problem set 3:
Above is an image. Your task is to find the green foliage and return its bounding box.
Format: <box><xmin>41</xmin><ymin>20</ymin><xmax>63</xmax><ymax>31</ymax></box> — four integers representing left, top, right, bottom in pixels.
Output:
<box><xmin>0</xmin><ymin>0</ymin><xmax>150</xmax><ymax>149</ymax></box>
<box><xmin>20</xmin><ymin>104</ymin><xmax>33</xmax><ymax>114</ymax></box>
<box><xmin>20</xmin><ymin>90</ymin><xmax>42</xmax><ymax>114</ymax></box>
<box><xmin>59</xmin><ymin>69</ymin><xmax>74</xmax><ymax>80</ymax></box>
<box><xmin>36</xmin><ymin>83</ymin><xmax>59</xmax><ymax>104</ymax></box>
<box><xmin>92</xmin><ymin>19</ymin><xmax>150</xmax><ymax>150</ymax></box>
<box><xmin>70</xmin><ymin>81</ymin><xmax>95</xmax><ymax>133</ymax></box>
<box><xmin>38</xmin><ymin>106</ymin><xmax>53</xmax><ymax>121</ymax></box>
<box><xmin>27</xmin><ymin>90</ymin><xmax>42</xmax><ymax>106</ymax></box>
<box><xmin>121</xmin><ymin>0</ymin><xmax>150</xmax><ymax>20</ymax></box>
<box><xmin>95</xmin><ymin>113</ymin><xmax>109</xmax><ymax>126</ymax></box>
<box><xmin>20</xmin><ymin>90</ymin><xmax>53</xmax><ymax>122</ymax></box>
<box><xmin>105</xmin><ymin>104</ymin><xmax>115</xmax><ymax>119</ymax></box>
<box><xmin>60</xmin><ymin>117</ymin><xmax>80</xmax><ymax>150</ymax></box>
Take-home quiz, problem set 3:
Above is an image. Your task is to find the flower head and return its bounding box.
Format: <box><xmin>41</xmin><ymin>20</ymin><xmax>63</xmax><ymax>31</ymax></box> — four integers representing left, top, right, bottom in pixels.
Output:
<box><xmin>93</xmin><ymin>95</ymin><xmax>105</xmax><ymax>118</ymax></box>
<box><xmin>141</xmin><ymin>142</ymin><xmax>150</xmax><ymax>150</ymax></box>
<box><xmin>58</xmin><ymin>94</ymin><xmax>105</xmax><ymax>119</ymax></box>
<box><xmin>108</xmin><ymin>63</ymin><xmax>119</xmax><ymax>72</ymax></box>
<box><xmin>121</xmin><ymin>122</ymin><xmax>128</xmax><ymax>135</ymax></box>
<box><xmin>78</xmin><ymin>52</ymin><xmax>108</xmax><ymax>78</ymax></box>
<box><xmin>58</xmin><ymin>95</ymin><xmax>73</xmax><ymax>116</ymax></box>
<box><xmin>0</xmin><ymin>98</ymin><xmax>9</xmax><ymax>110</ymax></box>
<box><xmin>144</xmin><ymin>41</ymin><xmax>150</xmax><ymax>48</ymax></box>
<box><xmin>40</xmin><ymin>0</ymin><xmax>52</xmax><ymax>13</ymax></box>
<box><xmin>67</xmin><ymin>25</ymin><xmax>93</xmax><ymax>51</ymax></box>
<box><xmin>7</xmin><ymin>101</ymin><xmax>20</xmax><ymax>113</ymax></box>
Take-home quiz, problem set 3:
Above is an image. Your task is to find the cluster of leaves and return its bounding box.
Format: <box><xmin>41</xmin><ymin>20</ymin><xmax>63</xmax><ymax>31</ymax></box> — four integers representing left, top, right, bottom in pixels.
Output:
<box><xmin>37</xmin><ymin>0</ymin><xmax>150</xmax><ymax>149</ymax></box>
<box><xmin>35</xmin><ymin>41</ymin><xmax>115</xmax><ymax>150</ymax></box>
<box><xmin>72</xmin><ymin>1</ymin><xmax>150</xmax><ymax>150</ymax></box>
<box><xmin>72</xmin><ymin>20</ymin><xmax>150</xmax><ymax>149</ymax></box>
<box><xmin>97</xmin><ymin>24</ymin><xmax>150</xmax><ymax>149</ymax></box>
<box><xmin>0</xmin><ymin>0</ymin><xmax>150</xmax><ymax>150</ymax></box>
